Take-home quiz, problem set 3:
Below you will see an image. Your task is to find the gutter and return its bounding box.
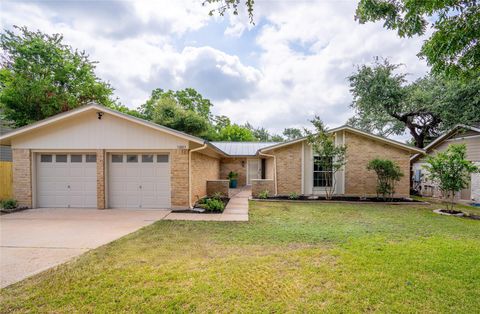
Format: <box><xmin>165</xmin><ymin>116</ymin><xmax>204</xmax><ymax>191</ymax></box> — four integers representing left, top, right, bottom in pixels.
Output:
<box><xmin>188</xmin><ymin>143</ymin><xmax>208</xmax><ymax>208</ymax></box>
<box><xmin>258</xmin><ymin>151</ymin><xmax>277</xmax><ymax>195</ymax></box>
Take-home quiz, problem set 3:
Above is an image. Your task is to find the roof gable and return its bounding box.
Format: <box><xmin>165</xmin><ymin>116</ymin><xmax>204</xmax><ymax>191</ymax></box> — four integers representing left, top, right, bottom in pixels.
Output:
<box><xmin>0</xmin><ymin>103</ymin><xmax>205</xmax><ymax>145</ymax></box>
<box><xmin>260</xmin><ymin>125</ymin><xmax>424</xmax><ymax>154</ymax></box>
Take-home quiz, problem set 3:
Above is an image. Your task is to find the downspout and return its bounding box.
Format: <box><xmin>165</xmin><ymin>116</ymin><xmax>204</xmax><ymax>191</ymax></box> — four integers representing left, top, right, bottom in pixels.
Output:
<box><xmin>189</xmin><ymin>143</ymin><xmax>208</xmax><ymax>208</ymax></box>
<box><xmin>259</xmin><ymin>151</ymin><xmax>277</xmax><ymax>195</ymax></box>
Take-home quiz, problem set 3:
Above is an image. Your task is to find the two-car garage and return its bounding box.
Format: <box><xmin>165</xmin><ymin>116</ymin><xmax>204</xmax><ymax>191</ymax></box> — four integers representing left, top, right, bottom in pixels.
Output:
<box><xmin>35</xmin><ymin>152</ymin><xmax>171</xmax><ymax>209</ymax></box>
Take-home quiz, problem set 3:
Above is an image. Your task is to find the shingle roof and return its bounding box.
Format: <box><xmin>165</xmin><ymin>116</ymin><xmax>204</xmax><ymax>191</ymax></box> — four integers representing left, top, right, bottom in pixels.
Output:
<box><xmin>210</xmin><ymin>142</ymin><xmax>280</xmax><ymax>156</ymax></box>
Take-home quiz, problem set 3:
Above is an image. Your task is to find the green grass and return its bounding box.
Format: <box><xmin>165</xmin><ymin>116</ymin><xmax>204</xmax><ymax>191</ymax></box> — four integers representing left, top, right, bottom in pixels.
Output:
<box><xmin>1</xmin><ymin>201</ymin><xmax>480</xmax><ymax>313</ymax></box>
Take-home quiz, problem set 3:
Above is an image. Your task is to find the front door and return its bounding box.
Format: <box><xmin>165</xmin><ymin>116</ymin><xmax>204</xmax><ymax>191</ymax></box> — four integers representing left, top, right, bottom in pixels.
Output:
<box><xmin>247</xmin><ymin>159</ymin><xmax>260</xmax><ymax>185</ymax></box>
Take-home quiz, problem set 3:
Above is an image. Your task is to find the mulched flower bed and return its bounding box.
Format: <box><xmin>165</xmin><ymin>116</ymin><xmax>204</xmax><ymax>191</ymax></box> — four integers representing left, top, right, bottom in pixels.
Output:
<box><xmin>433</xmin><ymin>209</ymin><xmax>480</xmax><ymax>220</ymax></box>
<box><xmin>0</xmin><ymin>206</ymin><xmax>29</xmax><ymax>215</ymax></box>
<box><xmin>171</xmin><ymin>197</ymin><xmax>230</xmax><ymax>214</ymax></box>
<box><xmin>256</xmin><ymin>195</ymin><xmax>421</xmax><ymax>203</ymax></box>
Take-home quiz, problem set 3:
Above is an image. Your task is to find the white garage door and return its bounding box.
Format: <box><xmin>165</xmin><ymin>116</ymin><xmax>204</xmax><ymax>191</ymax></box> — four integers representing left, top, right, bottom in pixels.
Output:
<box><xmin>36</xmin><ymin>153</ymin><xmax>97</xmax><ymax>208</ymax></box>
<box><xmin>108</xmin><ymin>153</ymin><xmax>171</xmax><ymax>209</ymax></box>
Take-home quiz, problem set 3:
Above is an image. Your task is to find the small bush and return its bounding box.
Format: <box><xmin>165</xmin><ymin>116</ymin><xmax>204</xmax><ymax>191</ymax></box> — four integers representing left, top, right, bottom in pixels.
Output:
<box><xmin>367</xmin><ymin>158</ymin><xmax>403</xmax><ymax>200</ymax></box>
<box><xmin>204</xmin><ymin>198</ymin><xmax>225</xmax><ymax>212</ymax></box>
<box><xmin>211</xmin><ymin>192</ymin><xmax>224</xmax><ymax>200</ymax></box>
<box><xmin>1</xmin><ymin>198</ymin><xmax>17</xmax><ymax>210</ymax></box>
<box><xmin>227</xmin><ymin>171</ymin><xmax>238</xmax><ymax>180</ymax></box>
<box><xmin>257</xmin><ymin>190</ymin><xmax>269</xmax><ymax>199</ymax></box>
<box><xmin>288</xmin><ymin>192</ymin><xmax>299</xmax><ymax>200</ymax></box>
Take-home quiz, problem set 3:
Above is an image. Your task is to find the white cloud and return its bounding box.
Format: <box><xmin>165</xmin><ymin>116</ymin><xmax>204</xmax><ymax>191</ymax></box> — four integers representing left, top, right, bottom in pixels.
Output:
<box><xmin>1</xmin><ymin>0</ymin><xmax>430</xmax><ymax>139</ymax></box>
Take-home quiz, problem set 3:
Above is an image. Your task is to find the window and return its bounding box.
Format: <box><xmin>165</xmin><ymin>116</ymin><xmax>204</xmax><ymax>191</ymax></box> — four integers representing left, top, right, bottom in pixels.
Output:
<box><xmin>157</xmin><ymin>154</ymin><xmax>169</xmax><ymax>163</ymax></box>
<box><xmin>55</xmin><ymin>155</ymin><xmax>67</xmax><ymax>163</ymax></box>
<box><xmin>313</xmin><ymin>156</ymin><xmax>333</xmax><ymax>187</ymax></box>
<box><xmin>111</xmin><ymin>155</ymin><xmax>123</xmax><ymax>163</ymax></box>
<box><xmin>71</xmin><ymin>155</ymin><xmax>82</xmax><ymax>163</ymax></box>
<box><xmin>86</xmin><ymin>155</ymin><xmax>97</xmax><ymax>163</ymax></box>
<box><xmin>127</xmin><ymin>155</ymin><xmax>138</xmax><ymax>163</ymax></box>
<box><xmin>142</xmin><ymin>155</ymin><xmax>153</xmax><ymax>163</ymax></box>
<box><xmin>40</xmin><ymin>154</ymin><xmax>52</xmax><ymax>162</ymax></box>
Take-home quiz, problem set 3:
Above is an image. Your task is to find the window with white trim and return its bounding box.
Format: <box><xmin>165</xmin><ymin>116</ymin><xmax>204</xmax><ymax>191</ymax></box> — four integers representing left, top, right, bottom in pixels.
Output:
<box><xmin>313</xmin><ymin>156</ymin><xmax>333</xmax><ymax>187</ymax></box>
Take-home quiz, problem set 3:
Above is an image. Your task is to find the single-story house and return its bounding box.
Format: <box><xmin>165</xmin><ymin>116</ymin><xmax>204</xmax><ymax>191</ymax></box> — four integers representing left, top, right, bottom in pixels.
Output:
<box><xmin>0</xmin><ymin>103</ymin><xmax>423</xmax><ymax>209</ymax></box>
<box><xmin>411</xmin><ymin>124</ymin><xmax>480</xmax><ymax>202</ymax></box>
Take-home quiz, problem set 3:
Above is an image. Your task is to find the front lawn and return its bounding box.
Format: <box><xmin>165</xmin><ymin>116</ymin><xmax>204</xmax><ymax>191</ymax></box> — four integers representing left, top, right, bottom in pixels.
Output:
<box><xmin>1</xmin><ymin>202</ymin><xmax>480</xmax><ymax>313</ymax></box>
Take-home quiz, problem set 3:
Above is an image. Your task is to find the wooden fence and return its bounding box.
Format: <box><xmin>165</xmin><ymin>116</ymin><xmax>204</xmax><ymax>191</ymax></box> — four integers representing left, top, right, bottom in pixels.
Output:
<box><xmin>0</xmin><ymin>161</ymin><xmax>13</xmax><ymax>200</ymax></box>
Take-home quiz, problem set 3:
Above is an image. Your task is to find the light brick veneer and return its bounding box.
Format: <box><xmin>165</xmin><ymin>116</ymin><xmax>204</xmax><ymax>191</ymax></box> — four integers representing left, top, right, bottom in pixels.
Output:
<box><xmin>206</xmin><ymin>180</ymin><xmax>229</xmax><ymax>197</ymax></box>
<box><xmin>344</xmin><ymin>131</ymin><xmax>411</xmax><ymax>197</ymax></box>
<box><xmin>171</xmin><ymin>149</ymin><xmax>189</xmax><ymax>208</ymax></box>
<box><xmin>251</xmin><ymin>179</ymin><xmax>275</xmax><ymax>197</ymax></box>
<box><xmin>96</xmin><ymin>149</ymin><xmax>105</xmax><ymax>209</ymax></box>
<box><xmin>12</xmin><ymin>149</ymin><xmax>32</xmax><ymax>208</ymax></box>
<box><xmin>191</xmin><ymin>152</ymin><xmax>220</xmax><ymax>204</ymax></box>
<box><xmin>220</xmin><ymin>158</ymin><xmax>247</xmax><ymax>186</ymax></box>
<box><xmin>268</xmin><ymin>142</ymin><xmax>302</xmax><ymax>195</ymax></box>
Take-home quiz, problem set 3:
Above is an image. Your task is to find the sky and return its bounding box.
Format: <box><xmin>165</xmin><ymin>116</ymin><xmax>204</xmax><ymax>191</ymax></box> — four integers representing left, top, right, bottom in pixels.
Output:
<box><xmin>0</xmin><ymin>0</ymin><xmax>430</xmax><ymax>138</ymax></box>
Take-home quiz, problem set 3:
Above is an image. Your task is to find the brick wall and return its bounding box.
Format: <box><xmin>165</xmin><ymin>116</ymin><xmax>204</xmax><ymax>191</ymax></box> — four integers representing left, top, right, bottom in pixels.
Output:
<box><xmin>171</xmin><ymin>149</ymin><xmax>189</xmax><ymax>208</ymax></box>
<box><xmin>96</xmin><ymin>149</ymin><xmax>105</xmax><ymax>209</ymax></box>
<box><xmin>220</xmin><ymin>158</ymin><xmax>247</xmax><ymax>186</ymax></box>
<box><xmin>252</xmin><ymin>179</ymin><xmax>275</xmax><ymax>197</ymax></box>
<box><xmin>191</xmin><ymin>152</ymin><xmax>220</xmax><ymax>204</ymax></box>
<box><xmin>12</xmin><ymin>149</ymin><xmax>32</xmax><ymax>207</ymax></box>
<box><xmin>270</xmin><ymin>143</ymin><xmax>302</xmax><ymax>195</ymax></box>
<box><xmin>206</xmin><ymin>180</ymin><xmax>229</xmax><ymax>197</ymax></box>
<box><xmin>344</xmin><ymin>131</ymin><xmax>411</xmax><ymax>197</ymax></box>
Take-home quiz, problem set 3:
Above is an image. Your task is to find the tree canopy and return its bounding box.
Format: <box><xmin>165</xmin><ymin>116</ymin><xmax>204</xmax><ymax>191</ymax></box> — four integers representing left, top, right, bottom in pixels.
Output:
<box><xmin>355</xmin><ymin>0</ymin><xmax>479</xmax><ymax>80</ymax></box>
<box><xmin>0</xmin><ymin>26</ymin><xmax>116</xmax><ymax>127</ymax></box>
<box><xmin>348</xmin><ymin>59</ymin><xmax>480</xmax><ymax>148</ymax></box>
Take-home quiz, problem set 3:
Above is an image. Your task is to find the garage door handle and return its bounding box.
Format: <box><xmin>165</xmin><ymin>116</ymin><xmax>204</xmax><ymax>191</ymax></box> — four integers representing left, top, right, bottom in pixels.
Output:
<box><xmin>67</xmin><ymin>185</ymin><xmax>70</xmax><ymax>189</ymax></box>
<box><xmin>139</xmin><ymin>185</ymin><xmax>142</xmax><ymax>189</ymax></box>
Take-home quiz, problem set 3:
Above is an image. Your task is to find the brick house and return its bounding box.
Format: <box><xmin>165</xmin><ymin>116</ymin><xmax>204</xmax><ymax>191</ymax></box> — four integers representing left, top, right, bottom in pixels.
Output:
<box><xmin>0</xmin><ymin>103</ymin><xmax>423</xmax><ymax>209</ymax></box>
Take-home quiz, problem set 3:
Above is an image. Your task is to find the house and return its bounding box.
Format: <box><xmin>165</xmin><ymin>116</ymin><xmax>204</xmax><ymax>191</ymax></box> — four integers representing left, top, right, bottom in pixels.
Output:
<box><xmin>411</xmin><ymin>124</ymin><xmax>480</xmax><ymax>202</ymax></box>
<box><xmin>0</xmin><ymin>103</ymin><xmax>423</xmax><ymax>209</ymax></box>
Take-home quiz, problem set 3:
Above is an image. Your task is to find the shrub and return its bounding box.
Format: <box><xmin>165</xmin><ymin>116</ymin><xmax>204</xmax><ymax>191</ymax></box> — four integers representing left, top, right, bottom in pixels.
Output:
<box><xmin>203</xmin><ymin>198</ymin><xmax>225</xmax><ymax>212</ymax></box>
<box><xmin>1</xmin><ymin>198</ymin><xmax>17</xmax><ymax>210</ymax></box>
<box><xmin>367</xmin><ymin>158</ymin><xmax>404</xmax><ymax>200</ymax></box>
<box><xmin>211</xmin><ymin>192</ymin><xmax>224</xmax><ymax>200</ymax></box>
<box><xmin>424</xmin><ymin>144</ymin><xmax>479</xmax><ymax>210</ymax></box>
<box><xmin>288</xmin><ymin>192</ymin><xmax>299</xmax><ymax>200</ymax></box>
<box><xmin>227</xmin><ymin>171</ymin><xmax>238</xmax><ymax>180</ymax></box>
<box><xmin>257</xmin><ymin>190</ymin><xmax>269</xmax><ymax>199</ymax></box>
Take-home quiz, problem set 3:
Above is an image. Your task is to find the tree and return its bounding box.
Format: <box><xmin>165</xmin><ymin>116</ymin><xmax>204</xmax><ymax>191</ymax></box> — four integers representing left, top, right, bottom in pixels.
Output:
<box><xmin>151</xmin><ymin>95</ymin><xmax>210</xmax><ymax>137</ymax></box>
<box><xmin>0</xmin><ymin>26</ymin><xmax>116</xmax><ymax>127</ymax></box>
<box><xmin>355</xmin><ymin>0</ymin><xmax>479</xmax><ymax>80</ymax></box>
<box><xmin>423</xmin><ymin>144</ymin><xmax>479</xmax><ymax>210</ymax></box>
<box><xmin>283</xmin><ymin>128</ymin><xmax>304</xmax><ymax>141</ymax></box>
<box><xmin>367</xmin><ymin>158</ymin><xmax>404</xmax><ymax>200</ymax></box>
<box><xmin>305</xmin><ymin>116</ymin><xmax>347</xmax><ymax>200</ymax></box>
<box><xmin>140</xmin><ymin>88</ymin><xmax>213</xmax><ymax>121</ymax></box>
<box><xmin>217</xmin><ymin>124</ymin><xmax>256</xmax><ymax>141</ymax></box>
<box><xmin>204</xmin><ymin>0</ymin><xmax>255</xmax><ymax>23</ymax></box>
<box><xmin>348</xmin><ymin>59</ymin><xmax>480</xmax><ymax>148</ymax></box>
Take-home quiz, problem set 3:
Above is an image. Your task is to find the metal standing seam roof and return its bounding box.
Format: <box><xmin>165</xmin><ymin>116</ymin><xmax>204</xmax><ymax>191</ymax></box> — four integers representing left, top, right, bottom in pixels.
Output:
<box><xmin>210</xmin><ymin>142</ymin><xmax>280</xmax><ymax>156</ymax></box>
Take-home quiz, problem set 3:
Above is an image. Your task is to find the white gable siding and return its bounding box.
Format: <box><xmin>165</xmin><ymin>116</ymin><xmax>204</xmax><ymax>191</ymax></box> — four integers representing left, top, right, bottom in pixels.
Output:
<box><xmin>11</xmin><ymin>111</ymin><xmax>188</xmax><ymax>150</ymax></box>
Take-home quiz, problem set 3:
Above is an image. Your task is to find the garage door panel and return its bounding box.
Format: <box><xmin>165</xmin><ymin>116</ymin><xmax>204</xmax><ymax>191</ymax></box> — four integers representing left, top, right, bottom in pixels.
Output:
<box><xmin>108</xmin><ymin>153</ymin><xmax>171</xmax><ymax>208</ymax></box>
<box><xmin>36</xmin><ymin>154</ymin><xmax>96</xmax><ymax>208</ymax></box>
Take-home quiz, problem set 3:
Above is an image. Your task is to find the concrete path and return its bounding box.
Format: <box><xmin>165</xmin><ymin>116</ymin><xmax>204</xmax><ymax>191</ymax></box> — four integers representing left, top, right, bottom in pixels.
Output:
<box><xmin>0</xmin><ymin>208</ymin><xmax>169</xmax><ymax>288</ymax></box>
<box><xmin>164</xmin><ymin>188</ymin><xmax>250</xmax><ymax>222</ymax></box>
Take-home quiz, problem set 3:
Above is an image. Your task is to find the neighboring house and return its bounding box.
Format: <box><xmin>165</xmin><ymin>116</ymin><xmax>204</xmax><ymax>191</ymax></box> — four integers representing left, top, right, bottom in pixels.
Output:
<box><xmin>0</xmin><ymin>103</ymin><xmax>423</xmax><ymax>209</ymax></box>
<box><xmin>411</xmin><ymin>125</ymin><xmax>480</xmax><ymax>202</ymax></box>
<box><xmin>0</xmin><ymin>119</ymin><xmax>13</xmax><ymax>162</ymax></box>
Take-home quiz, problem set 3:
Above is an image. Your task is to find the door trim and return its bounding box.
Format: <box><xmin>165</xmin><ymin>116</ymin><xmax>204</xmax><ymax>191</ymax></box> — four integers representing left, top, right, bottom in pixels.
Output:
<box><xmin>246</xmin><ymin>158</ymin><xmax>261</xmax><ymax>185</ymax></box>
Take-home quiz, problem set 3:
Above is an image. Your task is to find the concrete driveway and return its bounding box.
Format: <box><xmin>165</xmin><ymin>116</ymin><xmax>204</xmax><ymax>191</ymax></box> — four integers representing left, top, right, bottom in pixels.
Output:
<box><xmin>0</xmin><ymin>208</ymin><xmax>170</xmax><ymax>288</ymax></box>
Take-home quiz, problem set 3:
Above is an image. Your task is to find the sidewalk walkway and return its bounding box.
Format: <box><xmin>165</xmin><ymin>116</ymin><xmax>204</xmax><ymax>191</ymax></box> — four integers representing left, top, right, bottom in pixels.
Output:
<box><xmin>164</xmin><ymin>188</ymin><xmax>250</xmax><ymax>222</ymax></box>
